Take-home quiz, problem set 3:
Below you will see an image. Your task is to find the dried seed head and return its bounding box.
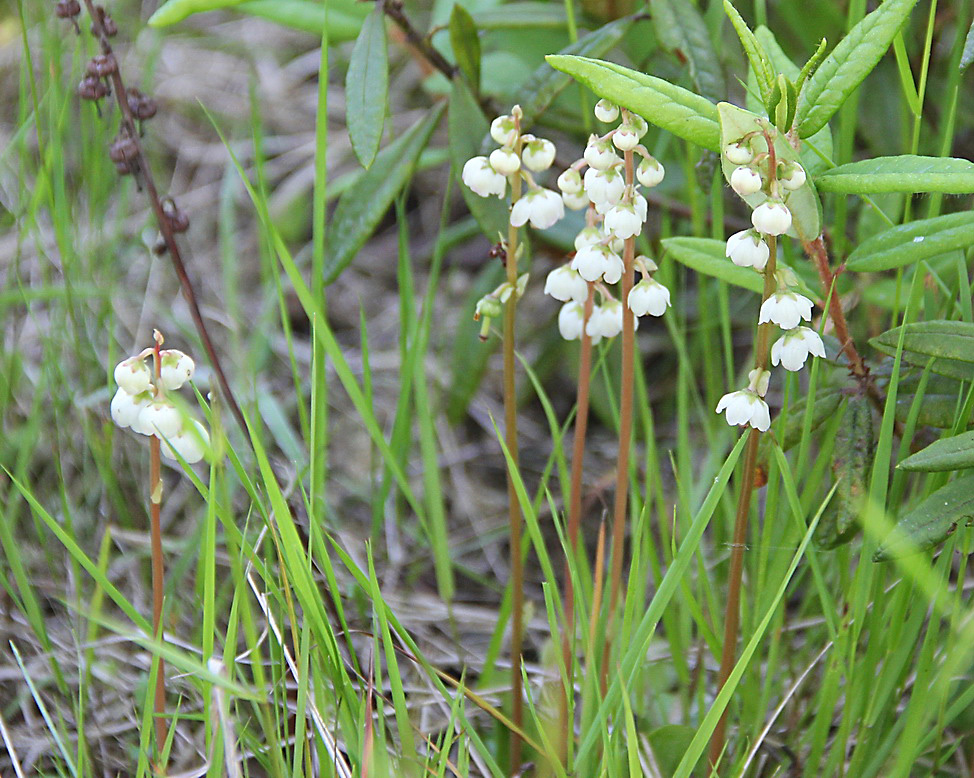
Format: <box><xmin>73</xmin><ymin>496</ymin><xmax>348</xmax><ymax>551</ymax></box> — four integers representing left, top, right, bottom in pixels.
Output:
<box><xmin>166</xmin><ymin>206</ymin><xmax>189</xmax><ymax>234</ymax></box>
<box><xmin>114</xmin><ymin>159</ymin><xmax>133</xmax><ymax>175</ymax></box>
<box><xmin>78</xmin><ymin>75</ymin><xmax>108</xmax><ymax>101</ymax></box>
<box><xmin>126</xmin><ymin>88</ymin><xmax>157</xmax><ymax>120</ymax></box>
<box><xmin>109</xmin><ymin>134</ymin><xmax>139</xmax><ymax>163</ymax></box>
<box><xmin>90</xmin><ymin>5</ymin><xmax>117</xmax><ymax>36</ymax></box>
<box><xmin>55</xmin><ymin>0</ymin><xmax>81</xmax><ymax>18</ymax></box>
<box><xmin>86</xmin><ymin>53</ymin><xmax>117</xmax><ymax>78</ymax></box>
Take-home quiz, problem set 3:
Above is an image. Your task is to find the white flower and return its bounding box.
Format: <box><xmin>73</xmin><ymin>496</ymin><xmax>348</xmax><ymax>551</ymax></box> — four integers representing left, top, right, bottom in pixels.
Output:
<box><xmin>489</xmin><ymin>147</ymin><xmax>521</xmax><ymax>176</ymax></box>
<box><xmin>759</xmin><ymin>291</ymin><xmax>814</xmax><ymax>330</ymax></box>
<box><xmin>160</xmin><ymin>349</ymin><xmax>194</xmax><ymax>391</ymax></box>
<box><xmin>462</xmin><ymin>156</ymin><xmax>506</xmax><ymax>198</ymax></box>
<box><xmin>510</xmin><ymin>188</ymin><xmax>564</xmax><ymax>229</ymax></box>
<box><xmin>584</xmin><ymin>167</ymin><xmax>626</xmax><ymax>207</ymax></box>
<box><xmin>780</xmin><ymin>163</ymin><xmax>806</xmax><ymax>190</ymax></box>
<box><xmin>572</xmin><ymin>243</ymin><xmax>617</xmax><ymax>282</ymax></box>
<box><xmin>522</xmin><ymin>137</ymin><xmax>556</xmax><ymax>172</ymax></box>
<box><xmin>558</xmin><ymin>302</ymin><xmax>587</xmax><ymax>341</ymax></box>
<box><xmin>111</xmin><ymin>388</ymin><xmax>150</xmax><ymax>429</ymax></box>
<box><xmin>628</xmin><ymin>114</ymin><xmax>648</xmax><ymax>137</ymax></box>
<box><xmin>583</xmin><ymin>136</ymin><xmax>621</xmax><ymax>171</ymax></box>
<box><xmin>557</xmin><ymin>168</ymin><xmax>583</xmax><ymax>194</ymax></box>
<box><xmin>604</xmin><ymin>201</ymin><xmax>643</xmax><ymax>240</ymax></box>
<box><xmin>574</xmin><ymin>226</ymin><xmax>603</xmax><ymax>251</ymax></box>
<box><xmin>748</xmin><ymin>367</ymin><xmax>771</xmax><ymax>397</ymax></box>
<box><xmin>114</xmin><ymin>356</ymin><xmax>152</xmax><ymax>395</ymax></box>
<box><xmin>633</xmin><ymin>192</ymin><xmax>647</xmax><ymax>222</ymax></box>
<box><xmin>562</xmin><ymin>190</ymin><xmax>589</xmax><ymax>211</ymax></box>
<box><xmin>724</xmin><ymin>142</ymin><xmax>753</xmax><ymax>165</ymax></box>
<box><xmin>162</xmin><ymin>419</ymin><xmax>209</xmax><ymax>465</ymax></box>
<box><xmin>771</xmin><ymin>326</ymin><xmax>826</xmax><ymax>371</ymax></box>
<box><xmin>594</xmin><ymin>99</ymin><xmax>619</xmax><ymax>123</ymax></box>
<box><xmin>138</xmin><ymin>400</ymin><xmax>183</xmax><ymax>439</ymax></box>
<box><xmin>628</xmin><ymin>278</ymin><xmax>670</xmax><ymax>317</ymax></box>
<box><xmin>586</xmin><ymin>299</ymin><xmax>629</xmax><ymax>339</ymax></box>
<box><xmin>544</xmin><ymin>265</ymin><xmax>589</xmax><ymax>302</ymax></box>
<box><xmin>751</xmin><ymin>201</ymin><xmax>792</xmax><ymax>236</ymax></box>
<box><xmin>715</xmin><ymin>389</ymin><xmax>771</xmax><ymax>431</ymax></box>
<box><xmin>730</xmin><ymin>166</ymin><xmax>763</xmax><ymax>196</ymax></box>
<box><xmin>490</xmin><ymin>114</ymin><xmax>518</xmax><ymax>146</ymax></box>
<box><xmin>602</xmin><ymin>252</ymin><xmax>624</xmax><ymax>285</ymax></box>
<box><xmin>612</xmin><ymin>125</ymin><xmax>639</xmax><ymax>151</ymax></box>
<box><xmin>725</xmin><ymin>230</ymin><xmax>769</xmax><ymax>270</ymax></box>
<box><xmin>636</xmin><ymin>157</ymin><xmax>664</xmax><ymax>188</ymax></box>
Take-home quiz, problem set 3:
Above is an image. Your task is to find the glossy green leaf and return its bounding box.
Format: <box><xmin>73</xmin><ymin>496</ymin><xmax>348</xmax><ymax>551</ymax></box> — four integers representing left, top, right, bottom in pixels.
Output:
<box><xmin>796</xmin><ymin>0</ymin><xmax>919</xmax><ymax>138</ymax></box>
<box><xmin>662</xmin><ymin>237</ymin><xmax>763</xmax><ymax>292</ymax></box>
<box><xmin>517</xmin><ymin>18</ymin><xmax>632</xmax><ymax>126</ymax></box>
<box><xmin>717</xmin><ymin>102</ymin><xmax>822</xmax><ymax>241</ymax></box>
<box><xmin>325</xmin><ymin>105</ymin><xmax>444</xmax><ymax>283</ymax></box>
<box><xmin>815</xmin><ymin>155</ymin><xmax>974</xmax><ymax>194</ymax></box>
<box><xmin>231</xmin><ymin>1</ymin><xmax>368</xmax><ymax>40</ymax></box>
<box><xmin>450</xmin><ymin>4</ymin><xmax>481</xmax><ymax>91</ymax></box>
<box><xmin>870</xmin><ymin>321</ymin><xmax>974</xmax><ymax>381</ymax></box>
<box><xmin>346</xmin><ymin>5</ymin><xmax>388</xmax><ymax>169</ymax></box>
<box><xmin>724</xmin><ymin>1</ymin><xmax>774</xmax><ymax>103</ymax></box>
<box><xmin>651</xmin><ymin>0</ymin><xmax>723</xmax><ymax>103</ymax></box>
<box><xmin>874</xmin><ymin>474</ymin><xmax>974</xmax><ymax>561</ymax></box>
<box><xmin>899</xmin><ymin>430</ymin><xmax>974</xmax><ymax>472</ymax></box>
<box><xmin>545</xmin><ymin>55</ymin><xmax>721</xmax><ymax>151</ymax></box>
<box><xmin>846</xmin><ymin>212</ymin><xmax>974</xmax><ymax>271</ymax></box>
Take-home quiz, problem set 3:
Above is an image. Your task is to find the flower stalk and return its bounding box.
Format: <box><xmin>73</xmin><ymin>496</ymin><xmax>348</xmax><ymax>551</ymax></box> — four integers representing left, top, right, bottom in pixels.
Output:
<box><xmin>148</xmin><ymin>331</ymin><xmax>168</xmax><ymax>754</ymax></box>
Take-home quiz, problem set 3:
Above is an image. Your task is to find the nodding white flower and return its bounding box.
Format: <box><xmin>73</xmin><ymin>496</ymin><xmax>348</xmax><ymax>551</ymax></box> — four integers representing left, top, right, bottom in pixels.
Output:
<box><xmin>584</xmin><ymin>166</ymin><xmax>625</xmax><ymax>207</ymax></box>
<box><xmin>612</xmin><ymin>125</ymin><xmax>639</xmax><ymax>151</ymax></box>
<box><xmin>544</xmin><ymin>265</ymin><xmax>589</xmax><ymax>302</ymax></box>
<box><xmin>759</xmin><ymin>291</ymin><xmax>814</xmax><ymax>330</ymax></box>
<box><xmin>574</xmin><ymin>226</ymin><xmax>603</xmax><ymax>251</ymax></box>
<box><xmin>572</xmin><ymin>243</ymin><xmax>618</xmax><ymax>282</ymax></box>
<box><xmin>725</xmin><ymin>230</ymin><xmax>770</xmax><ymax>271</ymax></box>
<box><xmin>715</xmin><ymin>389</ymin><xmax>771</xmax><ymax>431</ymax></box>
<box><xmin>583</xmin><ymin>136</ymin><xmax>621</xmax><ymax>171</ymax></box>
<box><xmin>510</xmin><ymin>188</ymin><xmax>564</xmax><ymax>229</ymax></box>
<box><xmin>138</xmin><ymin>400</ymin><xmax>183</xmax><ymax>439</ymax></box>
<box><xmin>602</xmin><ymin>252</ymin><xmax>625</xmax><ymax>285</ymax></box>
<box><xmin>161</xmin><ymin>419</ymin><xmax>209</xmax><ymax>465</ymax></box>
<box><xmin>628</xmin><ymin>114</ymin><xmax>649</xmax><ymax>137</ymax></box>
<box><xmin>586</xmin><ymin>299</ymin><xmax>630</xmax><ymax>339</ymax></box>
<box><xmin>557</xmin><ymin>168</ymin><xmax>583</xmax><ymax>194</ymax></box>
<box><xmin>628</xmin><ymin>278</ymin><xmax>671</xmax><ymax>317</ymax></box>
<box><xmin>771</xmin><ymin>326</ymin><xmax>826</xmax><ymax>371</ymax></box>
<box><xmin>522</xmin><ymin>136</ymin><xmax>556</xmax><ymax>172</ymax></box>
<box><xmin>752</xmin><ymin>201</ymin><xmax>792</xmax><ymax>236</ymax></box>
<box><xmin>604</xmin><ymin>201</ymin><xmax>643</xmax><ymax>240</ymax></box>
<box><xmin>724</xmin><ymin>141</ymin><xmax>753</xmax><ymax>165</ymax></box>
<box><xmin>160</xmin><ymin>349</ymin><xmax>194</xmax><ymax>391</ymax></box>
<box><xmin>461</xmin><ymin>156</ymin><xmax>506</xmax><ymax>198</ymax></box>
<box><xmin>111</xmin><ymin>388</ymin><xmax>151</xmax><ymax>429</ymax></box>
<box><xmin>114</xmin><ymin>356</ymin><xmax>152</xmax><ymax>395</ymax></box>
<box><xmin>562</xmin><ymin>190</ymin><xmax>589</xmax><ymax>211</ymax></box>
<box><xmin>594</xmin><ymin>99</ymin><xmax>620</xmax><ymax>123</ymax></box>
<box><xmin>558</xmin><ymin>302</ymin><xmax>588</xmax><ymax>341</ymax></box>
<box><xmin>636</xmin><ymin>156</ymin><xmax>664</xmax><ymax>188</ymax></box>
<box><xmin>780</xmin><ymin>163</ymin><xmax>806</xmax><ymax>191</ymax></box>
<box><xmin>730</xmin><ymin>166</ymin><xmax>763</xmax><ymax>196</ymax></box>
<box><xmin>633</xmin><ymin>192</ymin><xmax>648</xmax><ymax>222</ymax></box>
<box><xmin>490</xmin><ymin>114</ymin><xmax>518</xmax><ymax>146</ymax></box>
<box><xmin>489</xmin><ymin>147</ymin><xmax>521</xmax><ymax>176</ymax></box>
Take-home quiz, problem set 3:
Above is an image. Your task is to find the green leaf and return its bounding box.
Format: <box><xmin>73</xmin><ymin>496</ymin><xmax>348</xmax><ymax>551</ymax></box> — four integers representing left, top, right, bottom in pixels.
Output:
<box><xmin>870</xmin><ymin>321</ymin><xmax>974</xmax><ymax>382</ymax></box>
<box><xmin>448</xmin><ymin>79</ymin><xmax>509</xmax><ymax>239</ymax></box>
<box><xmin>650</xmin><ymin>0</ymin><xmax>724</xmax><ymax>103</ymax></box>
<box><xmin>662</xmin><ymin>237</ymin><xmax>763</xmax><ymax>292</ymax></box>
<box><xmin>517</xmin><ymin>18</ymin><xmax>632</xmax><ymax>126</ymax></box>
<box><xmin>830</xmin><ymin>393</ymin><xmax>874</xmax><ymax>537</ymax></box>
<box><xmin>648</xmin><ymin>725</ymin><xmax>698</xmax><ymax>778</ymax></box>
<box><xmin>724</xmin><ymin>0</ymin><xmax>774</xmax><ymax>103</ymax></box>
<box><xmin>231</xmin><ymin>1</ymin><xmax>369</xmax><ymax>40</ymax></box>
<box><xmin>796</xmin><ymin>0</ymin><xmax>919</xmax><ymax>138</ymax></box>
<box><xmin>471</xmin><ymin>2</ymin><xmax>567</xmax><ymax>28</ymax></box>
<box><xmin>148</xmin><ymin>0</ymin><xmax>247</xmax><ymax>25</ymax></box>
<box><xmin>896</xmin><ymin>394</ymin><xmax>973</xmax><ymax>428</ymax></box>
<box><xmin>325</xmin><ymin>104</ymin><xmax>444</xmax><ymax>283</ymax></box>
<box><xmin>815</xmin><ymin>155</ymin><xmax>974</xmax><ymax>194</ymax></box>
<box><xmin>961</xmin><ymin>17</ymin><xmax>974</xmax><ymax>73</ymax></box>
<box><xmin>873</xmin><ymin>474</ymin><xmax>974</xmax><ymax>561</ymax></box>
<box><xmin>545</xmin><ymin>55</ymin><xmax>721</xmax><ymax>151</ymax></box>
<box><xmin>345</xmin><ymin>5</ymin><xmax>388</xmax><ymax>169</ymax></box>
<box><xmin>776</xmin><ymin>388</ymin><xmax>845</xmax><ymax>453</ymax></box>
<box><xmin>899</xmin><ymin>431</ymin><xmax>974</xmax><ymax>472</ymax></box>
<box><xmin>449</xmin><ymin>4</ymin><xmax>481</xmax><ymax>91</ymax></box>
<box><xmin>846</xmin><ymin>212</ymin><xmax>974</xmax><ymax>271</ymax></box>
<box><xmin>717</xmin><ymin>102</ymin><xmax>822</xmax><ymax>240</ymax></box>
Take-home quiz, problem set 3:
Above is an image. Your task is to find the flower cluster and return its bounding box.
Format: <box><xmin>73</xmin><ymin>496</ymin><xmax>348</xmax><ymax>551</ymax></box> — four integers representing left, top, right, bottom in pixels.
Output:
<box><xmin>111</xmin><ymin>346</ymin><xmax>209</xmax><ymax>463</ymax></box>
<box><xmin>716</xmin><ymin>132</ymin><xmax>822</xmax><ymax>432</ymax></box>
<box><xmin>544</xmin><ymin>99</ymin><xmax>670</xmax><ymax>341</ymax></box>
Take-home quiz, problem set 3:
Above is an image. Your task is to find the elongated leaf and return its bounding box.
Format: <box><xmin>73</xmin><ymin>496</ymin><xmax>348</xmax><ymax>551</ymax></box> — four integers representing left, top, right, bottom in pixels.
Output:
<box><xmin>961</xmin><ymin>17</ymin><xmax>974</xmax><ymax>73</ymax></box>
<box><xmin>874</xmin><ymin>474</ymin><xmax>974</xmax><ymax>561</ymax></box>
<box><xmin>546</xmin><ymin>55</ymin><xmax>721</xmax><ymax>151</ymax></box>
<box><xmin>450</xmin><ymin>4</ymin><xmax>481</xmax><ymax>90</ymax></box>
<box><xmin>899</xmin><ymin>431</ymin><xmax>974</xmax><ymax>472</ymax></box>
<box><xmin>149</xmin><ymin>0</ymin><xmax>247</xmax><ymax>25</ymax></box>
<box><xmin>651</xmin><ymin>0</ymin><xmax>723</xmax><ymax>103</ymax></box>
<box><xmin>830</xmin><ymin>393</ymin><xmax>874</xmax><ymax>537</ymax></box>
<box><xmin>896</xmin><ymin>394</ymin><xmax>973</xmax><ymax>428</ymax></box>
<box><xmin>648</xmin><ymin>725</ymin><xmax>698</xmax><ymax>778</ymax></box>
<box><xmin>796</xmin><ymin>0</ymin><xmax>919</xmax><ymax>138</ymax></box>
<box><xmin>325</xmin><ymin>105</ymin><xmax>444</xmax><ymax>283</ymax></box>
<box><xmin>517</xmin><ymin>18</ymin><xmax>632</xmax><ymax>126</ymax></box>
<box><xmin>346</xmin><ymin>5</ymin><xmax>388</xmax><ymax>168</ymax></box>
<box><xmin>871</xmin><ymin>321</ymin><xmax>974</xmax><ymax>381</ymax></box>
<box><xmin>816</xmin><ymin>155</ymin><xmax>974</xmax><ymax>194</ymax></box>
<box><xmin>233</xmin><ymin>0</ymin><xmax>368</xmax><ymax>40</ymax></box>
<box><xmin>724</xmin><ymin>0</ymin><xmax>774</xmax><ymax>103</ymax></box>
<box><xmin>662</xmin><ymin>237</ymin><xmax>763</xmax><ymax>292</ymax></box>
<box><xmin>472</xmin><ymin>2</ymin><xmax>566</xmax><ymax>28</ymax></box>
<box><xmin>846</xmin><ymin>212</ymin><xmax>974</xmax><ymax>271</ymax></box>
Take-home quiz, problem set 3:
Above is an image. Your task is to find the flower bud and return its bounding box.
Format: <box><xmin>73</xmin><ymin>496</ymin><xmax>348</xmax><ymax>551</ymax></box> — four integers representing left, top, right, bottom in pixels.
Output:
<box><xmin>780</xmin><ymin>163</ymin><xmax>806</xmax><ymax>191</ymax></box>
<box><xmin>162</xmin><ymin>420</ymin><xmax>209</xmax><ymax>465</ymax></box>
<box><xmin>160</xmin><ymin>349</ymin><xmax>195</xmax><ymax>390</ymax></box>
<box><xmin>489</xmin><ymin>147</ymin><xmax>521</xmax><ymax>176</ymax></box>
<box><xmin>111</xmin><ymin>388</ymin><xmax>150</xmax><ymax>429</ymax></box>
<box><xmin>611</xmin><ymin>125</ymin><xmax>639</xmax><ymax>151</ymax></box>
<box><xmin>730</xmin><ymin>166</ymin><xmax>763</xmax><ymax>196</ymax></box>
<box><xmin>724</xmin><ymin>141</ymin><xmax>753</xmax><ymax>165</ymax></box>
<box><xmin>636</xmin><ymin>157</ymin><xmax>664</xmax><ymax>188</ymax></box>
<box><xmin>138</xmin><ymin>400</ymin><xmax>183</xmax><ymax>439</ymax></box>
<box><xmin>522</xmin><ymin>137</ymin><xmax>556</xmax><ymax>172</ymax></box>
<box><xmin>114</xmin><ymin>356</ymin><xmax>152</xmax><ymax>395</ymax></box>
<box><xmin>751</xmin><ymin>201</ymin><xmax>792</xmax><ymax>236</ymax></box>
<box><xmin>583</xmin><ymin>166</ymin><xmax>625</xmax><ymax>206</ymax></box>
<box><xmin>562</xmin><ymin>190</ymin><xmax>588</xmax><ymax>210</ymax></box>
<box><xmin>594</xmin><ymin>99</ymin><xmax>620</xmax><ymax>123</ymax></box>
<box><xmin>490</xmin><ymin>115</ymin><xmax>518</xmax><ymax>146</ymax></box>
<box><xmin>583</xmin><ymin>136</ymin><xmax>621</xmax><ymax>171</ymax></box>
<box><xmin>725</xmin><ymin>230</ymin><xmax>769</xmax><ymax>271</ymax></box>
<box><xmin>557</xmin><ymin>168</ymin><xmax>583</xmax><ymax>194</ymax></box>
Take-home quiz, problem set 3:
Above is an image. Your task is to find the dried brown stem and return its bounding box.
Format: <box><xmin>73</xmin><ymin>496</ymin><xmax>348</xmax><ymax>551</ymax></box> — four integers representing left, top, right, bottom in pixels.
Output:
<box><xmin>380</xmin><ymin>0</ymin><xmax>457</xmax><ymax>80</ymax></box>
